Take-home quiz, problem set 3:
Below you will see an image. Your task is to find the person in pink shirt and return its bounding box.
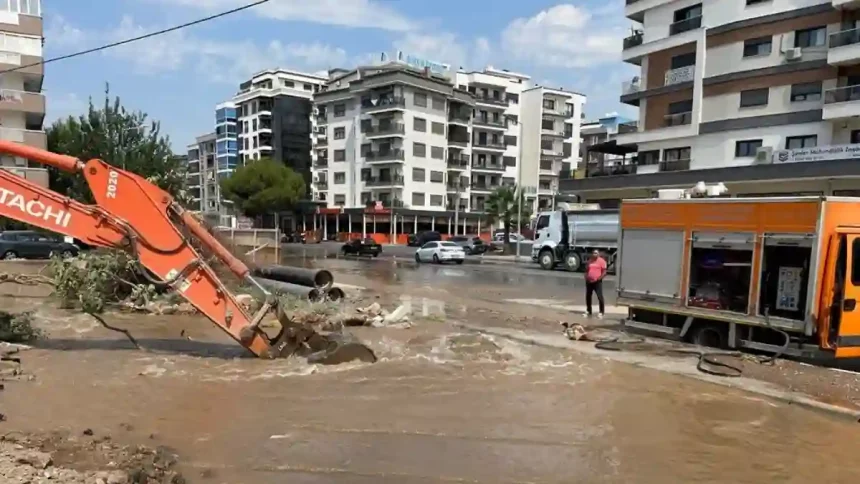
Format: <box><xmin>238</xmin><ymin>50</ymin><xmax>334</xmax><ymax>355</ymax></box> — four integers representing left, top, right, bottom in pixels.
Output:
<box><xmin>583</xmin><ymin>249</ymin><xmax>607</xmax><ymax>319</ymax></box>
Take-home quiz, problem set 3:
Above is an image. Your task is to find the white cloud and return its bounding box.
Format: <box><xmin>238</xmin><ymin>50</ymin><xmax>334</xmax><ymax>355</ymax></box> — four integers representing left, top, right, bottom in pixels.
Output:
<box><xmin>144</xmin><ymin>0</ymin><xmax>416</xmax><ymax>31</ymax></box>
<box><xmin>394</xmin><ymin>32</ymin><xmax>469</xmax><ymax>70</ymax></box>
<box><xmin>501</xmin><ymin>4</ymin><xmax>626</xmax><ymax>68</ymax></box>
<box><xmin>44</xmin><ymin>15</ymin><xmax>88</xmax><ymax>51</ymax></box>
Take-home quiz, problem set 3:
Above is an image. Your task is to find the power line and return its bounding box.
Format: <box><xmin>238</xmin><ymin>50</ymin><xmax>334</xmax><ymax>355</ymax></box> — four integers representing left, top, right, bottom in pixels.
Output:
<box><xmin>0</xmin><ymin>0</ymin><xmax>271</xmax><ymax>76</ymax></box>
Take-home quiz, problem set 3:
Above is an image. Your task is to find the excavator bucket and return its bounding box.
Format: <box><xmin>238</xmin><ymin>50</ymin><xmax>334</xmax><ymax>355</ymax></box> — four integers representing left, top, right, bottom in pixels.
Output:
<box><xmin>274</xmin><ymin>305</ymin><xmax>377</xmax><ymax>364</ymax></box>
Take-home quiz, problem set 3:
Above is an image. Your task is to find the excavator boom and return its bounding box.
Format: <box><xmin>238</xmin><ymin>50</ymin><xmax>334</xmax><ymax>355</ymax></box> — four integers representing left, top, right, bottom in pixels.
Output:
<box><xmin>0</xmin><ymin>141</ymin><xmax>281</xmax><ymax>358</ymax></box>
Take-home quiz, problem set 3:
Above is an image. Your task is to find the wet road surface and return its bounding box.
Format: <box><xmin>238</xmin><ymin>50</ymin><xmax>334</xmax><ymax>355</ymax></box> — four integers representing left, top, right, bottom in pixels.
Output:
<box><xmin>3</xmin><ymin>258</ymin><xmax>860</xmax><ymax>483</ymax></box>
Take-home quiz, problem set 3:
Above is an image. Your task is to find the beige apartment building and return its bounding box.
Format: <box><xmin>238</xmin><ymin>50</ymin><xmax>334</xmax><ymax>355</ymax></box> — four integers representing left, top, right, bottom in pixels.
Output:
<box><xmin>562</xmin><ymin>0</ymin><xmax>860</xmax><ymax>206</ymax></box>
<box><xmin>0</xmin><ymin>1</ymin><xmax>46</xmax><ymax>187</ymax></box>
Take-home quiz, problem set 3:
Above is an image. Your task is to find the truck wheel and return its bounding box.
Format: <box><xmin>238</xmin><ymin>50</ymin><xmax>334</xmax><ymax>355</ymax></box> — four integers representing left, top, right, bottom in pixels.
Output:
<box><xmin>689</xmin><ymin>323</ymin><xmax>728</xmax><ymax>349</ymax></box>
<box><xmin>538</xmin><ymin>249</ymin><xmax>555</xmax><ymax>270</ymax></box>
<box><xmin>565</xmin><ymin>251</ymin><xmax>582</xmax><ymax>272</ymax></box>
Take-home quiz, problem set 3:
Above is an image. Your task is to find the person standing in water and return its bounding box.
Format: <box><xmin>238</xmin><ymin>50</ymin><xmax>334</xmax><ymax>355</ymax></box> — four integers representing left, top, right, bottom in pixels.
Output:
<box><xmin>583</xmin><ymin>249</ymin><xmax>606</xmax><ymax>319</ymax></box>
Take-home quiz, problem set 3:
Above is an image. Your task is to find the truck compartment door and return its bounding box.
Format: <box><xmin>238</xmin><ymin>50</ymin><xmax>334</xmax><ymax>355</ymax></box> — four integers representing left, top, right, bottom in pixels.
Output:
<box><xmin>835</xmin><ymin>233</ymin><xmax>860</xmax><ymax>357</ymax></box>
<box><xmin>617</xmin><ymin>229</ymin><xmax>684</xmax><ymax>304</ymax></box>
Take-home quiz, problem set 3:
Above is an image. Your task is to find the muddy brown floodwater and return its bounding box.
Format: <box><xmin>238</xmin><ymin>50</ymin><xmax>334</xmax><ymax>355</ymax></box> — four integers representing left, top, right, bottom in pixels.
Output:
<box><xmin>2</xmin><ymin>278</ymin><xmax>860</xmax><ymax>482</ymax></box>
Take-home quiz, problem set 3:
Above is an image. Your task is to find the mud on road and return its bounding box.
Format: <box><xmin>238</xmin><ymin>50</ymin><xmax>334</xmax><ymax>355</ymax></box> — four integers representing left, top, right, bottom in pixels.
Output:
<box><xmin>2</xmin><ymin>267</ymin><xmax>860</xmax><ymax>482</ymax></box>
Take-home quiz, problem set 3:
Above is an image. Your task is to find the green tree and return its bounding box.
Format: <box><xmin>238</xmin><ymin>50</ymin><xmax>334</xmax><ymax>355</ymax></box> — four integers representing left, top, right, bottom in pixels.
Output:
<box><xmin>485</xmin><ymin>186</ymin><xmax>532</xmax><ymax>254</ymax></box>
<box><xmin>46</xmin><ymin>85</ymin><xmax>188</xmax><ymax>205</ymax></box>
<box><xmin>220</xmin><ymin>158</ymin><xmax>306</xmax><ymax>218</ymax></box>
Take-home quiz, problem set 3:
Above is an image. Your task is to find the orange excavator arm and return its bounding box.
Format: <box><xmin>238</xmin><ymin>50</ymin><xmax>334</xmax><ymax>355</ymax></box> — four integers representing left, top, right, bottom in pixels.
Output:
<box><xmin>0</xmin><ymin>140</ymin><xmax>283</xmax><ymax>358</ymax></box>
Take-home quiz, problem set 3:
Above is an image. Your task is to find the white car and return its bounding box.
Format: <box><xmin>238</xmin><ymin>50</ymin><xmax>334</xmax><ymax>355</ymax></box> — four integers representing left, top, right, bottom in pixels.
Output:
<box><xmin>414</xmin><ymin>241</ymin><xmax>465</xmax><ymax>264</ymax></box>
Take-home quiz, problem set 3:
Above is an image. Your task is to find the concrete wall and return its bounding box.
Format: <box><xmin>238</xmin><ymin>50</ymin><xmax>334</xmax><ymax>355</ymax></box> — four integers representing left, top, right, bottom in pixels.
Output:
<box><xmin>519</xmin><ymin>89</ymin><xmax>543</xmax><ymax>191</ymax></box>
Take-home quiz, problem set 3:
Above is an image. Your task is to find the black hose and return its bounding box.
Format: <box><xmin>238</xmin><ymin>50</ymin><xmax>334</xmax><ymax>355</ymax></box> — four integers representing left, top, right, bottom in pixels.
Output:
<box><xmin>666</xmin><ymin>349</ymin><xmax>744</xmax><ymax>378</ymax></box>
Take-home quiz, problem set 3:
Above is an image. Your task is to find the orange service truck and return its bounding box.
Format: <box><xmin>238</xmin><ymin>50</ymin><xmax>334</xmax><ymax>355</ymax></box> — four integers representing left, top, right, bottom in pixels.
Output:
<box><xmin>616</xmin><ymin>196</ymin><xmax>860</xmax><ymax>359</ymax></box>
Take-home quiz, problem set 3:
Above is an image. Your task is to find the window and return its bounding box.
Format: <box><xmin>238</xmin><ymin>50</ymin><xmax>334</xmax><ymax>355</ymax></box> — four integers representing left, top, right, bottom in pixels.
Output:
<box><xmin>430</xmin><ymin>195</ymin><xmax>444</xmax><ymax>207</ymax></box>
<box><xmin>638</xmin><ymin>150</ymin><xmax>659</xmax><ymax>165</ymax></box>
<box><xmin>852</xmin><ymin>130</ymin><xmax>860</xmax><ymax>144</ymax></box>
<box><xmin>430</xmin><ymin>171</ymin><xmax>444</xmax><ymax>183</ymax></box>
<box><xmin>282</xmin><ymin>79</ymin><xmax>294</xmax><ymax>88</ymax></box>
<box><xmin>334</xmin><ymin>103</ymin><xmax>346</xmax><ymax>117</ymax></box>
<box><xmin>421</xmin><ymin>241</ymin><xmax>437</xmax><ymax>250</ymax></box>
<box><xmin>795</xmin><ymin>27</ymin><xmax>826</xmax><ymax>48</ymax></box>
<box><xmin>541</xmin><ymin>119</ymin><xmax>554</xmax><ymax>130</ymax></box>
<box><xmin>334</xmin><ymin>172</ymin><xmax>346</xmax><ymax>184</ymax></box>
<box><xmin>413</xmin><ymin>142</ymin><xmax>426</xmax><ymax>158</ymax></box>
<box><xmin>431</xmin><ymin>122</ymin><xmax>445</xmax><ymax>135</ymax></box>
<box><xmin>746</xmin><ymin>0</ymin><xmax>770</xmax><ymax>4</ymax></box>
<box><xmin>431</xmin><ymin>146</ymin><xmax>444</xmax><ymax>159</ymax></box>
<box><xmin>360</xmin><ymin>119</ymin><xmax>372</xmax><ymax>133</ymax></box>
<box><xmin>506</xmin><ymin>93</ymin><xmax>519</xmax><ymax>104</ymax></box>
<box><xmin>786</xmin><ymin>135</ymin><xmax>817</xmax><ymax>149</ymax></box>
<box><xmin>303</xmin><ymin>83</ymin><xmax>312</xmax><ymax>91</ymax></box>
<box><xmin>413</xmin><ymin>117</ymin><xmax>426</xmax><ymax>132</ymax></box>
<box><xmin>432</xmin><ymin>96</ymin><xmax>445</xmax><ymax>110</ymax></box>
<box><xmin>334</xmin><ymin>149</ymin><xmax>346</xmax><ymax>162</ymax></box>
<box><xmin>743</xmin><ymin>36</ymin><xmax>772</xmax><ymax>57</ymax></box>
<box><xmin>505</xmin><ymin>135</ymin><xmax>517</xmax><ymax>147</ymax></box>
<box><xmin>670</xmin><ymin>52</ymin><xmax>696</xmax><ymax>69</ymax></box>
<box><xmin>790</xmin><ymin>81</ymin><xmax>822</xmax><ymax>102</ymax></box>
<box><xmin>414</xmin><ymin>92</ymin><xmax>427</xmax><ymax>107</ymax></box>
<box><xmin>412</xmin><ymin>168</ymin><xmax>426</xmax><ymax>182</ymax></box>
<box><xmin>503</xmin><ymin>156</ymin><xmax>516</xmax><ymax>167</ymax></box>
<box><xmin>334</xmin><ymin>127</ymin><xmax>345</xmax><ymax>139</ymax></box>
<box><xmin>360</xmin><ymin>143</ymin><xmax>372</xmax><ymax>156</ymax></box>
<box><xmin>334</xmin><ymin>194</ymin><xmax>346</xmax><ymax>206</ymax></box>
<box><xmin>674</xmin><ymin>4</ymin><xmax>701</xmax><ymax>22</ymax></box>
<box><xmin>252</xmin><ymin>119</ymin><xmax>257</xmax><ymax>131</ymax></box>
<box><xmin>668</xmin><ymin>99</ymin><xmax>693</xmax><ymax>114</ymax></box>
<box><xmin>543</xmin><ymin>99</ymin><xmax>555</xmax><ymax>110</ymax></box>
<box><xmin>740</xmin><ymin>88</ymin><xmax>769</xmax><ymax>107</ymax></box>
<box><xmin>735</xmin><ymin>139</ymin><xmax>763</xmax><ymax>157</ymax></box>
<box><xmin>412</xmin><ymin>192</ymin><xmax>425</xmax><ymax>206</ymax></box>
<box><xmin>664</xmin><ymin>147</ymin><xmax>691</xmax><ymax>161</ymax></box>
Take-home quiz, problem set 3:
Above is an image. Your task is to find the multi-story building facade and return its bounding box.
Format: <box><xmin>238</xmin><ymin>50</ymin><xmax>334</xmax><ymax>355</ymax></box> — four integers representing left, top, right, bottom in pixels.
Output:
<box><xmin>0</xmin><ymin>0</ymin><xmax>47</xmax><ymax>187</ymax></box>
<box><xmin>578</xmin><ymin>114</ymin><xmax>639</xmax><ymax>179</ymax></box>
<box><xmin>563</xmin><ymin>0</ymin><xmax>860</xmax><ymax>206</ymax></box>
<box><xmin>185</xmin><ymin>132</ymin><xmax>215</xmax><ymax>215</ymax></box>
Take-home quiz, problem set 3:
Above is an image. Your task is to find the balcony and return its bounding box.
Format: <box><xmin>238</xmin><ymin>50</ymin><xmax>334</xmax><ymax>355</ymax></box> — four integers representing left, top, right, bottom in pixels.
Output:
<box><xmin>541</xmin><ymin>128</ymin><xmax>566</xmax><ymax>138</ymax></box>
<box><xmin>669</xmin><ymin>16</ymin><xmax>701</xmax><ymax>36</ymax></box>
<box><xmin>659</xmin><ymin>158</ymin><xmax>691</xmax><ymax>172</ymax></box>
<box><xmin>538</xmin><ymin>185</ymin><xmax>557</xmax><ymax>195</ymax></box>
<box><xmin>664</xmin><ymin>111</ymin><xmax>692</xmax><ymax>127</ymax></box>
<box><xmin>316</xmin><ymin>114</ymin><xmax>328</xmax><ymax>125</ymax></box>
<box><xmin>471</xmin><ymin>161</ymin><xmax>505</xmax><ymax>172</ymax></box>
<box><xmin>0</xmin><ymin>53</ymin><xmax>43</xmax><ymax>78</ymax></box>
<box><xmin>362</xmin><ymin>96</ymin><xmax>406</xmax><ymax>113</ymax></box>
<box><xmin>586</xmin><ymin>165</ymin><xmax>638</xmax><ymax>178</ymax></box>
<box><xmin>664</xmin><ymin>65</ymin><xmax>694</xmax><ymax>86</ymax></box>
<box><xmin>448</xmin><ymin>137</ymin><xmax>470</xmax><ymax>148</ymax></box>
<box><xmin>541</xmin><ymin>149</ymin><xmax>564</xmax><ymax>158</ymax></box>
<box><xmin>363</xmin><ymin>123</ymin><xmax>406</xmax><ymax>138</ymax></box>
<box><xmin>829</xmin><ymin>27</ymin><xmax>860</xmax><ymax>66</ymax></box>
<box><xmin>314</xmin><ymin>158</ymin><xmax>329</xmax><ymax>168</ymax></box>
<box><xmin>474</xmin><ymin>95</ymin><xmax>508</xmax><ymax>108</ymax></box>
<box><xmin>365</xmin><ymin>175</ymin><xmax>405</xmax><ymax>187</ymax></box>
<box><xmin>470</xmin><ymin>182</ymin><xmax>496</xmax><ymax>193</ymax></box>
<box><xmin>315</xmin><ymin>179</ymin><xmax>329</xmax><ymax>189</ymax></box>
<box><xmin>539</xmin><ymin>161</ymin><xmax>555</xmax><ymax>174</ymax></box>
<box><xmin>473</xmin><ymin>141</ymin><xmax>506</xmax><ymax>152</ymax></box>
<box><xmin>449</xmin><ymin>111</ymin><xmax>471</xmax><ymax>124</ymax></box>
<box><xmin>259</xmin><ymin>121</ymin><xmax>273</xmax><ymax>133</ymax></box>
<box><xmin>447</xmin><ymin>154</ymin><xmax>470</xmax><ymax>169</ymax></box>
<box><xmin>824</xmin><ymin>85</ymin><xmax>860</xmax><ymax>119</ymax></box>
<box><xmin>0</xmin><ymin>127</ymin><xmax>47</xmax><ymax>150</ymax></box>
<box><xmin>623</xmin><ymin>32</ymin><xmax>644</xmax><ymax>50</ymax></box>
<box><xmin>365</xmin><ymin>149</ymin><xmax>405</xmax><ymax>163</ymax></box>
<box><xmin>473</xmin><ymin>118</ymin><xmax>506</xmax><ymax>130</ymax></box>
<box><xmin>0</xmin><ymin>90</ymin><xmax>45</xmax><ymax>115</ymax></box>
<box><xmin>1</xmin><ymin>166</ymin><xmax>49</xmax><ymax>187</ymax></box>
<box><xmin>447</xmin><ymin>182</ymin><xmax>469</xmax><ymax>193</ymax></box>
<box><xmin>315</xmin><ymin>136</ymin><xmax>328</xmax><ymax>148</ymax></box>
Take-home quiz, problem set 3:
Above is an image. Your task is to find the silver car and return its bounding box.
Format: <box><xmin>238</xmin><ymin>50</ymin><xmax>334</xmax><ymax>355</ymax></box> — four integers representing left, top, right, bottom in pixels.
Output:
<box><xmin>414</xmin><ymin>241</ymin><xmax>465</xmax><ymax>264</ymax></box>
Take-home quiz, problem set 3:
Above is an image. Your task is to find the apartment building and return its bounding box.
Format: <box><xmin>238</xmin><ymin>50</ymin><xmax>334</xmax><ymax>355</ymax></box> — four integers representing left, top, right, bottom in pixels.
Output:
<box><xmin>562</xmin><ymin>0</ymin><xmax>860</xmax><ymax>205</ymax></box>
<box><xmin>235</xmin><ymin>68</ymin><xmax>326</xmax><ymax>190</ymax></box>
<box><xmin>0</xmin><ymin>0</ymin><xmax>46</xmax><ymax>187</ymax></box>
<box><xmin>185</xmin><ymin>132</ymin><xmax>216</xmax><ymax>216</ymax></box>
<box><xmin>578</xmin><ymin>114</ymin><xmax>639</xmax><ymax>179</ymax></box>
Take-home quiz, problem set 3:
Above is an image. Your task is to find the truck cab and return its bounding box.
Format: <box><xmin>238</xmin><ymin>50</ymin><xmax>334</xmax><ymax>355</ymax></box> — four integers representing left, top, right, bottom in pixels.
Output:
<box><xmin>531</xmin><ymin>209</ymin><xmax>619</xmax><ymax>271</ymax></box>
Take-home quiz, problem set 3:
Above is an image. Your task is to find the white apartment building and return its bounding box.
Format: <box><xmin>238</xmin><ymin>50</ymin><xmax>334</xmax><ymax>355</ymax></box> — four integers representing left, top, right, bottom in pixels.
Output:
<box><xmin>185</xmin><ymin>132</ymin><xmax>216</xmax><ymax>215</ymax></box>
<box><xmin>563</xmin><ymin>0</ymin><xmax>860</xmax><ymax>206</ymax></box>
<box><xmin>0</xmin><ymin>0</ymin><xmax>46</xmax><ymax>187</ymax></box>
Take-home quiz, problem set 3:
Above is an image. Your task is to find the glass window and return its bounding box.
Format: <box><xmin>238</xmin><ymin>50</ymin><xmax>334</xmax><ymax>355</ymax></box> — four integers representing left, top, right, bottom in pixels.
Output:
<box><xmin>743</xmin><ymin>36</ymin><xmax>772</xmax><ymax>57</ymax></box>
<box><xmin>431</xmin><ymin>146</ymin><xmax>444</xmax><ymax>159</ymax></box>
<box><xmin>431</xmin><ymin>96</ymin><xmax>445</xmax><ymax>110</ymax></box>
<box><xmin>670</xmin><ymin>52</ymin><xmax>696</xmax><ymax>69</ymax></box>
<box><xmin>430</xmin><ymin>195</ymin><xmax>443</xmax><ymax>206</ymax></box>
<box><xmin>412</xmin><ymin>168</ymin><xmax>425</xmax><ymax>182</ymax></box>
<box><xmin>431</xmin><ymin>122</ymin><xmax>445</xmax><ymax>135</ymax></box>
<box><xmin>334</xmin><ymin>104</ymin><xmax>346</xmax><ymax>117</ymax></box>
<box><xmin>421</xmin><ymin>241</ymin><xmax>436</xmax><ymax>249</ymax></box>
<box><xmin>786</xmin><ymin>135</ymin><xmax>817</xmax><ymax>149</ymax></box>
<box><xmin>795</xmin><ymin>27</ymin><xmax>826</xmax><ymax>48</ymax></box>
<box><xmin>334</xmin><ymin>172</ymin><xmax>346</xmax><ymax>184</ymax></box>
<box><xmin>334</xmin><ymin>194</ymin><xmax>346</xmax><ymax>205</ymax></box>
<box><xmin>790</xmin><ymin>82</ymin><xmax>822</xmax><ymax>102</ymax></box>
<box><xmin>735</xmin><ymin>139</ymin><xmax>763</xmax><ymax>157</ymax></box>
<box><xmin>334</xmin><ymin>127</ymin><xmax>345</xmax><ymax>139</ymax></box>
<box><xmin>413</xmin><ymin>117</ymin><xmax>426</xmax><ymax>132</ymax></box>
<box><xmin>414</xmin><ymin>92</ymin><xmax>427</xmax><ymax>107</ymax></box>
<box><xmin>430</xmin><ymin>170</ymin><xmax>444</xmax><ymax>182</ymax></box>
<box><xmin>740</xmin><ymin>88</ymin><xmax>769</xmax><ymax>107</ymax></box>
<box><xmin>334</xmin><ymin>149</ymin><xmax>346</xmax><ymax>162</ymax></box>
<box><xmin>413</xmin><ymin>142</ymin><xmax>426</xmax><ymax>158</ymax></box>
<box><xmin>412</xmin><ymin>192</ymin><xmax>425</xmax><ymax>206</ymax></box>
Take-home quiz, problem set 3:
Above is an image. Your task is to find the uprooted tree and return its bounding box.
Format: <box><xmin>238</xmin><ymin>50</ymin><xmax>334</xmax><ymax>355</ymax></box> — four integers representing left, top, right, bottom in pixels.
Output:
<box><xmin>46</xmin><ymin>84</ymin><xmax>189</xmax><ymax>207</ymax></box>
<box><xmin>219</xmin><ymin>158</ymin><xmax>306</xmax><ymax>218</ymax></box>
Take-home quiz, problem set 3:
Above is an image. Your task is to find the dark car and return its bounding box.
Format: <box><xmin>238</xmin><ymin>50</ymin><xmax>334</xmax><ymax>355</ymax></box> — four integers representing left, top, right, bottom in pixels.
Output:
<box><xmin>281</xmin><ymin>231</ymin><xmax>306</xmax><ymax>244</ymax></box>
<box><xmin>450</xmin><ymin>235</ymin><xmax>487</xmax><ymax>255</ymax></box>
<box><xmin>0</xmin><ymin>231</ymin><xmax>79</xmax><ymax>260</ymax></box>
<box><xmin>407</xmin><ymin>231</ymin><xmax>442</xmax><ymax>247</ymax></box>
<box><xmin>342</xmin><ymin>238</ymin><xmax>382</xmax><ymax>257</ymax></box>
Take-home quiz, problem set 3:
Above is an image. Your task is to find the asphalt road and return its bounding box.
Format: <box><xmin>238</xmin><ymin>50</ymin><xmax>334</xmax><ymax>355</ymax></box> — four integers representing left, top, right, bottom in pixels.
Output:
<box><xmin>283</xmin><ymin>241</ymin><xmax>538</xmax><ymax>266</ymax></box>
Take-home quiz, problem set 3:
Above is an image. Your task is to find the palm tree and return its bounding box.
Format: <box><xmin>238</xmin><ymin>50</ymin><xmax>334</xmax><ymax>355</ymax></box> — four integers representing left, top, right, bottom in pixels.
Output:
<box><xmin>485</xmin><ymin>186</ymin><xmax>531</xmax><ymax>254</ymax></box>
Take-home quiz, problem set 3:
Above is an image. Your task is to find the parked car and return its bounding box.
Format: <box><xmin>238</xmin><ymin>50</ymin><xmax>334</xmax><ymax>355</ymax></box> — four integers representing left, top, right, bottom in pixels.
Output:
<box><xmin>407</xmin><ymin>231</ymin><xmax>441</xmax><ymax>247</ymax></box>
<box><xmin>414</xmin><ymin>241</ymin><xmax>465</xmax><ymax>264</ymax></box>
<box><xmin>490</xmin><ymin>232</ymin><xmax>527</xmax><ymax>252</ymax></box>
<box><xmin>0</xmin><ymin>230</ymin><xmax>79</xmax><ymax>260</ymax></box>
<box><xmin>341</xmin><ymin>238</ymin><xmax>382</xmax><ymax>257</ymax></box>
<box><xmin>449</xmin><ymin>235</ymin><xmax>487</xmax><ymax>255</ymax></box>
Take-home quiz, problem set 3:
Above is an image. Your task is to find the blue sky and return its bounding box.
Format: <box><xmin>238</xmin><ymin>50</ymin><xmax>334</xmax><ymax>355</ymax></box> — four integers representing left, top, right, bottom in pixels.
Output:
<box><xmin>43</xmin><ymin>0</ymin><xmax>637</xmax><ymax>151</ymax></box>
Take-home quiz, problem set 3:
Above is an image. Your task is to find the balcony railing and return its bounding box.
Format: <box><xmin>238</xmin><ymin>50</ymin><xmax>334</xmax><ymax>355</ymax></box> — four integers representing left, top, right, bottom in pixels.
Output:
<box><xmin>541</xmin><ymin>149</ymin><xmax>564</xmax><ymax>157</ymax></box>
<box><xmin>315</xmin><ymin>137</ymin><xmax>328</xmax><ymax>148</ymax></box>
<box><xmin>365</xmin><ymin>175</ymin><xmax>405</xmax><ymax>186</ymax></box>
<box><xmin>541</xmin><ymin>128</ymin><xmax>566</xmax><ymax>137</ymax></box>
<box><xmin>315</xmin><ymin>180</ymin><xmax>328</xmax><ymax>189</ymax></box>
<box><xmin>830</xmin><ymin>27</ymin><xmax>860</xmax><ymax>48</ymax></box>
<box><xmin>824</xmin><ymin>85</ymin><xmax>860</xmax><ymax>104</ymax></box>
<box><xmin>448</xmin><ymin>138</ymin><xmax>470</xmax><ymax>147</ymax></box>
<box><xmin>472</xmin><ymin>162</ymin><xmax>505</xmax><ymax>171</ymax></box>
<box><xmin>669</xmin><ymin>16</ymin><xmax>702</xmax><ymax>36</ymax></box>
<box><xmin>447</xmin><ymin>154</ymin><xmax>470</xmax><ymax>168</ymax></box>
<box><xmin>362</xmin><ymin>96</ymin><xmax>406</xmax><ymax>112</ymax></box>
<box><xmin>539</xmin><ymin>161</ymin><xmax>554</xmax><ymax>171</ymax></box>
<box><xmin>449</xmin><ymin>112</ymin><xmax>471</xmax><ymax>123</ymax></box>
<box><xmin>623</xmin><ymin>32</ymin><xmax>644</xmax><ymax>50</ymax></box>
<box><xmin>622</xmin><ymin>79</ymin><xmax>641</xmax><ymax>95</ymax></box>
<box><xmin>446</xmin><ymin>183</ymin><xmax>469</xmax><ymax>192</ymax></box>
<box><xmin>470</xmin><ymin>183</ymin><xmax>494</xmax><ymax>191</ymax></box>
<box><xmin>365</xmin><ymin>149</ymin><xmax>405</xmax><ymax>162</ymax></box>
<box><xmin>314</xmin><ymin>158</ymin><xmax>329</xmax><ymax>167</ymax></box>
<box><xmin>664</xmin><ymin>111</ymin><xmax>692</xmax><ymax>127</ymax></box>
<box><xmin>664</xmin><ymin>65</ymin><xmax>695</xmax><ymax>86</ymax></box>
<box><xmin>474</xmin><ymin>95</ymin><xmax>507</xmax><ymax>107</ymax></box>
<box><xmin>660</xmin><ymin>158</ymin><xmax>691</xmax><ymax>172</ymax></box>
<box><xmin>363</xmin><ymin>123</ymin><xmax>406</xmax><ymax>136</ymax></box>
<box><xmin>316</xmin><ymin>115</ymin><xmax>327</xmax><ymax>125</ymax></box>
<box><xmin>473</xmin><ymin>118</ymin><xmax>506</xmax><ymax>129</ymax></box>
<box><xmin>618</xmin><ymin>121</ymin><xmax>639</xmax><ymax>134</ymax></box>
<box><xmin>587</xmin><ymin>165</ymin><xmax>638</xmax><ymax>178</ymax></box>
<box><xmin>473</xmin><ymin>142</ymin><xmax>506</xmax><ymax>150</ymax></box>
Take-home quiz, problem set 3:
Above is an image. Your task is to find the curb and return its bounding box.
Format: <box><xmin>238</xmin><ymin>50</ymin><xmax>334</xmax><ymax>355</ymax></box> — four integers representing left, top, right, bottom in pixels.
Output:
<box><xmin>454</xmin><ymin>323</ymin><xmax>860</xmax><ymax>423</ymax></box>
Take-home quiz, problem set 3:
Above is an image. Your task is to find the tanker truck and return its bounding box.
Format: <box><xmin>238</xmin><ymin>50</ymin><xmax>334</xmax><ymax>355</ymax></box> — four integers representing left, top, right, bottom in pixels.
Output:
<box><xmin>530</xmin><ymin>209</ymin><xmax>620</xmax><ymax>271</ymax></box>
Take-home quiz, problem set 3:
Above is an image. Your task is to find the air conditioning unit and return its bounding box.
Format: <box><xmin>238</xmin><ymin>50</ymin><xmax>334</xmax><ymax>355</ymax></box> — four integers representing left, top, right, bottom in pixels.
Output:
<box><xmin>785</xmin><ymin>47</ymin><xmax>803</xmax><ymax>61</ymax></box>
<box><xmin>755</xmin><ymin>146</ymin><xmax>773</xmax><ymax>164</ymax></box>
